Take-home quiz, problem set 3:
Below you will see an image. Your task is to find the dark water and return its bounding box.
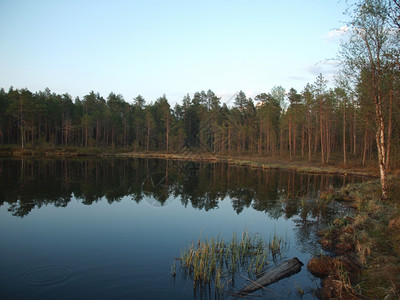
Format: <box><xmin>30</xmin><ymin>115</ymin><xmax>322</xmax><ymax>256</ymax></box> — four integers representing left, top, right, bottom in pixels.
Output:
<box><xmin>0</xmin><ymin>158</ymin><xmax>363</xmax><ymax>299</ymax></box>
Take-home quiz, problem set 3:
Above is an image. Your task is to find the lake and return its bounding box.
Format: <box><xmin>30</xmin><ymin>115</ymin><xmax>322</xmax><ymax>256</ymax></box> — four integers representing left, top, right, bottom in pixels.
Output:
<box><xmin>0</xmin><ymin>158</ymin><xmax>362</xmax><ymax>299</ymax></box>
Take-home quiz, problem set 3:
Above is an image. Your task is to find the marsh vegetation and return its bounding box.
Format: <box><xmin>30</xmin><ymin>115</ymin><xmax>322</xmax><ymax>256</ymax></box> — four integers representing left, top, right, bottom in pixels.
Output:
<box><xmin>177</xmin><ymin>229</ymin><xmax>287</xmax><ymax>294</ymax></box>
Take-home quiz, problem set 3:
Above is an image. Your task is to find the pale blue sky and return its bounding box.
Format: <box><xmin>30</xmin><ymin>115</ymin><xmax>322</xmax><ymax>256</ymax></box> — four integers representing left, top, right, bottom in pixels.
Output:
<box><xmin>0</xmin><ymin>0</ymin><xmax>348</xmax><ymax>105</ymax></box>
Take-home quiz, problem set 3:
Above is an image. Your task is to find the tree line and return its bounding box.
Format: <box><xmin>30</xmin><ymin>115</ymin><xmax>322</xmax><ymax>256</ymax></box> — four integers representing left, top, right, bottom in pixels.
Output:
<box><xmin>0</xmin><ymin>0</ymin><xmax>398</xmax><ymax>198</ymax></box>
<box><xmin>0</xmin><ymin>69</ymin><xmax>398</xmax><ymax>167</ymax></box>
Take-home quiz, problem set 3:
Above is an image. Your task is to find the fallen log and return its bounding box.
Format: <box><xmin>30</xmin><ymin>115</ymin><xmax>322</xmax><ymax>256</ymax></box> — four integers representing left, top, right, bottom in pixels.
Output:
<box><xmin>237</xmin><ymin>257</ymin><xmax>303</xmax><ymax>296</ymax></box>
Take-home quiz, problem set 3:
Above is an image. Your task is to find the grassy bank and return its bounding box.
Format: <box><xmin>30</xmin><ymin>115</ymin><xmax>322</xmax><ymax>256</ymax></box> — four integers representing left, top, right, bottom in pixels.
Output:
<box><xmin>0</xmin><ymin>145</ymin><xmax>130</xmax><ymax>157</ymax></box>
<box><xmin>308</xmin><ymin>176</ymin><xmax>400</xmax><ymax>299</ymax></box>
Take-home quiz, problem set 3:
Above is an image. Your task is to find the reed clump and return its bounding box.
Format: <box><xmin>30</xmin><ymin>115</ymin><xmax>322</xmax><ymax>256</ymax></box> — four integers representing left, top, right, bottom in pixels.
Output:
<box><xmin>178</xmin><ymin>230</ymin><xmax>286</xmax><ymax>294</ymax></box>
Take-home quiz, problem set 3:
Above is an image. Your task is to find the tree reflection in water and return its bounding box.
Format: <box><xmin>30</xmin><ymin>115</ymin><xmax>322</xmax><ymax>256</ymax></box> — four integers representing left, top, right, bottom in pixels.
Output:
<box><xmin>0</xmin><ymin>158</ymin><xmax>360</xmax><ymax>220</ymax></box>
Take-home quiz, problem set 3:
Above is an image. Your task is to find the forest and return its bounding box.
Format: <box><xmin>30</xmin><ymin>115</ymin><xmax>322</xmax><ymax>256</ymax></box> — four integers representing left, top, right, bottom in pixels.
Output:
<box><xmin>1</xmin><ymin>70</ymin><xmax>399</xmax><ymax>166</ymax></box>
<box><xmin>0</xmin><ymin>1</ymin><xmax>399</xmax><ymax>182</ymax></box>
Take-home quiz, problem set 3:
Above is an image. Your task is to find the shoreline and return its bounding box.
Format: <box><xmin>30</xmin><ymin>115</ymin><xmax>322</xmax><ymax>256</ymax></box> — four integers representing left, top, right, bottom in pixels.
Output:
<box><xmin>0</xmin><ymin>147</ymin><xmax>378</xmax><ymax>177</ymax></box>
<box><xmin>116</xmin><ymin>151</ymin><xmax>378</xmax><ymax>178</ymax></box>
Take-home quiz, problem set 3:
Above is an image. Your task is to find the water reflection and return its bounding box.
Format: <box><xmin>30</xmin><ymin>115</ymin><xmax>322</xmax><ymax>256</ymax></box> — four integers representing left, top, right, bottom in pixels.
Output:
<box><xmin>0</xmin><ymin>157</ymin><xmax>365</xmax><ymax>299</ymax></box>
<box><xmin>0</xmin><ymin>158</ymin><xmax>360</xmax><ymax>218</ymax></box>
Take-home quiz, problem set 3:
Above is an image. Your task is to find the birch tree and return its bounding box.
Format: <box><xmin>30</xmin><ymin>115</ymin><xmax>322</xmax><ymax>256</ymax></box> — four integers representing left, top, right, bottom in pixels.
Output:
<box><xmin>340</xmin><ymin>0</ymin><xmax>399</xmax><ymax>199</ymax></box>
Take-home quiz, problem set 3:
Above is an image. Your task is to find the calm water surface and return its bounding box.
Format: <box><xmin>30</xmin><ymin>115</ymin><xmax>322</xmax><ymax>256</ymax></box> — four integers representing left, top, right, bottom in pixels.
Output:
<box><xmin>0</xmin><ymin>158</ymin><xmax>363</xmax><ymax>299</ymax></box>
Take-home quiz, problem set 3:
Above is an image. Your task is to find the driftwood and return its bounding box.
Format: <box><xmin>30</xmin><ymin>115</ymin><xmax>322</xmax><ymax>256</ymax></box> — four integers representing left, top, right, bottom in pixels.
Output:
<box><xmin>237</xmin><ymin>257</ymin><xmax>303</xmax><ymax>296</ymax></box>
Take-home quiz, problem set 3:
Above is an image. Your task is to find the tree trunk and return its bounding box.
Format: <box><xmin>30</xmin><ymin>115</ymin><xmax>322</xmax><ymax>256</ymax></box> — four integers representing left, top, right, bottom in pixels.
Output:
<box><xmin>228</xmin><ymin>124</ymin><xmax>231</xmax><ymax>154</ymax></box>
<box><xmin>96</xmin><ymin>121</ymin><xmax>100</xmax><ymax>145</ymax></box>
<box><xmin>124</xmin><ymin>123</ymin><xmax>127</xmax><ymax>147</ymax></box>
<box><xmin>242</xmin><ymin>130</ymin><xmax>246</xmax><ymax>153</ymax></box>
<box><xmin>166</xmin><ymin>116</ymin><xmax>169</xmax><ymax>153</ymax></box>
<box><xmin>267</xmin><ymin>124</ymin><xmax>270</xmax><ymax>155</ymax></box>
<box><xmin>20</xmin><ymin>98</ymin><xmax>25</xmax><ymax>149</ymax></box>
<box><xmin>386</xmin><ymin>82</ymin><xmax>393</xmax><ymax>171</ymax></box>
<box><xmin>301</xmin><ymin>125</ymin><xmax>305</xmax><ymax>157</ymax></box>
<box><xmin>111</xmin><ymin>127</ymin><xmax>114</xmax><ymax>147</ymax></box>
<box><xmin>343</xmin><ymin>99</ymin><xmax>347</xmax><ymax>166</ymax></box>
<box><xmin>146</xmin><ymin>124</ymin><xmax>150</xmax><ymax>151</ymax></box>
<box><xmin>258</xmin><ymin>119</ymin><xmax>262</xmax><ymax>155</ymax></box>
<box><xmin>85</xmin><ymin>122</ymin><xmax>88</xmax><ymax>148</ymax></box>
<box><xmin>288</xmin><ymin>116</ymin><xmax>292</xmax><ymax>160</ymax></box>
<box><xmin>320</xmin><ymin>97</ymin><xmax>325</xmax><ymax>165</ymax></box>
<box><xmin>308</xmin><ymin>112</ymin><xmax>312</xmax><ymax>162</ymax></box>
<box><xmin>362</xmin><ymin>127</ymin><xmax>368</xmax><ymax>166</ymax></box>
<box><xmin>353</xmin><ymin>110</ymin><xmax>357</xmax><ymax>155</ymax></box>
<box><xmin>280</xmin><ymin>127</ymin><xmax>283</xmax><ymax>157</ymax></box>
<box><xmin>326</xmin><ymin>118</ymin><xmax>330</xmax><ymax>163</ymax></box>
<box><xmin>375</xmin><ymin>97</ymin><xmax>388</xmax><ymax>199</ymax></box>
<box><xmin>293</xmin><ymin>123</ymin><xmax>297</xmax><ymax>157</ymax></box>
<box><xmin>237</xmin><ymin>258</ymin><xmax>303</xmax><ymax>296</ymax></box>
<box><xmin>314</xmin><ymin>113</ymin><xmax>318</xmax><ymax>156</ymax></box>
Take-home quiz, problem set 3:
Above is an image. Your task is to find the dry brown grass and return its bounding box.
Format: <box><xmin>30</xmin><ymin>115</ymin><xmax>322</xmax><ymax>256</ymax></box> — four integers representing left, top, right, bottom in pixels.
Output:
<box><xmin>312</xmin><ymin>175</ymin><xmax>400</xmax><ymax>299</ymax></box>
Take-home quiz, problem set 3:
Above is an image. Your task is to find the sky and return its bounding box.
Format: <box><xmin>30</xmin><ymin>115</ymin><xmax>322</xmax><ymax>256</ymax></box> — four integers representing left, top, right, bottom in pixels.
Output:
<box><xmin>0</xmin><ymin>0</ymin><xmax>350</xmax><ymax>106</ymax></box>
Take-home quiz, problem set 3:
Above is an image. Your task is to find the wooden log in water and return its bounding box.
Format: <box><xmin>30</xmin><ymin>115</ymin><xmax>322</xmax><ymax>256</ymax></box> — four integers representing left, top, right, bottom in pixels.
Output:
<box><xmin>238</xmin><ymin>257</ymin><xmax>304</xmax><ymax>296</ymax></box>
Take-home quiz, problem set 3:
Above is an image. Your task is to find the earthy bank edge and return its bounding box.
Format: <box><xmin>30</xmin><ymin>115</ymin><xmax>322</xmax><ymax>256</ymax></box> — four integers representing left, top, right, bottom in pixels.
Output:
<box><xmin>0</xmin><ymin>147</ymin><xmax>377</xmax><ymax>178</ymax></box>
<box><xmin>309</xmin><ymin>176</ymin><xmax>400</xmax><ymax>299</ymax></box>
<box><xmin>117</xmin><ymin>152</ymin><xmax>378</xmax><ymax>178</ymax></box>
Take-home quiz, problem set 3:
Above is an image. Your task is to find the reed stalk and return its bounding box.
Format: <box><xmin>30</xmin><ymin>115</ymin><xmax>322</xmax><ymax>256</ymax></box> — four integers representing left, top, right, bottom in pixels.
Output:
<box><xmin>176</xmin><ymin>229</ymin><xmax>288</xmax><ymax>294</ymax></box>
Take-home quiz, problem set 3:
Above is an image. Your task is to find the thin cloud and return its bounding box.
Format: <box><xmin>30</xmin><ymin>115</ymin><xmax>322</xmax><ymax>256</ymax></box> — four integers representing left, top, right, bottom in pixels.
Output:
<box><xmin>216</xmin><ymin>91</ymin><xmax>238</xmax><ymax>106</ymax></box>
<box><xmin>286</xmin><ymin>75</ymin><xmax>307</xmax><ymax>81</ymax></box>
<box><xmin>306</xmin><ymin>60</ymin><xmax>341</xmax><ymax>76</ymax></box>
<box><xmin>324</xmin><ymin>25</ymin><xmax>349</xmax><ymax>41</ymax></box>
<box><xmin>304</xmin><ymin>60</ymin><xmax>341</xmax><ymax>85</ymax></box>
